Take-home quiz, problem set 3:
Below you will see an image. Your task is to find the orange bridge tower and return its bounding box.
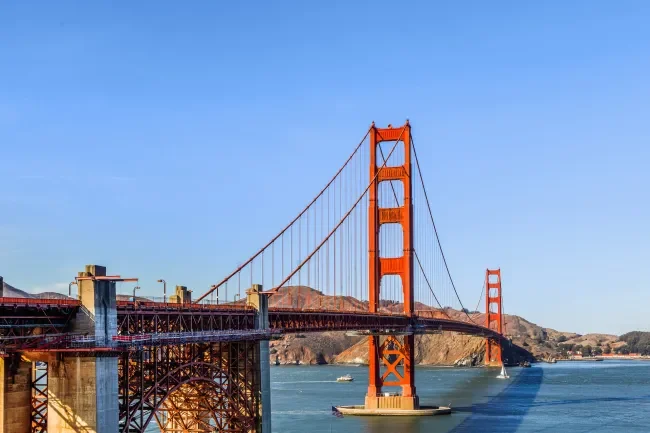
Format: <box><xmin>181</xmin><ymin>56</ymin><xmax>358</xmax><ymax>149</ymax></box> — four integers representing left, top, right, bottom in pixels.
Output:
<box><xmin>365</xmin><ymin>121</ymin><xmax>418</xmax><ymax>411</ymax></box>
<box><xmin>485</xmin><ymin>268</ymin><xmax>504</xmax><ymax>366</ymax></box>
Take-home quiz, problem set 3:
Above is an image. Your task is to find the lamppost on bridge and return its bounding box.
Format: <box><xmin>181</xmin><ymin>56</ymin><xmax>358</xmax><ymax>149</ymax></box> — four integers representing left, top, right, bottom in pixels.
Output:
<box><xmin>157</xmin><ymin>279</ymin><xmax>166</xmax><ymax>303</ymax></box>
<box><xmin>210</xmin><ymin>284</ymin><xmax>218</xmax><ymax>305</ymax></box>
<box><xmin>133</xmin><ymin>285</ymin><xmax>140</xmax><ymax>303</ymax></box>
<box><xmin>234</xmin><ymin>293</ymin><xmax>240</xmax><ymax>303</ymax></box>
<box><xmin>68</xmin><ymin>281</ymin><xmax>77</xmax><ymax>299</ymax></box>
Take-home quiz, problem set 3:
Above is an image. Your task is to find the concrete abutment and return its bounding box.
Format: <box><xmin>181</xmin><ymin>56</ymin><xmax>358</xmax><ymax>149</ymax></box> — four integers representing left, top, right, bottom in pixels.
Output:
<box><xmin>47</xmin><ymin>265</ymin><xmax>119</xmax><ymax>433</ymax></box>
<box><xmin>0</xmin><ymin>355</ymin><xmax>31</xmax><ymax>433</ymax></box>
<box><xmin>47</xmin><ymin>356</ymin><xmax>118</xmax><ymax>433</ymax></box>
<box><xmin>247</xmin><ymin>284</ymin><xmax>271</xmax><ymax>433</ymax></box>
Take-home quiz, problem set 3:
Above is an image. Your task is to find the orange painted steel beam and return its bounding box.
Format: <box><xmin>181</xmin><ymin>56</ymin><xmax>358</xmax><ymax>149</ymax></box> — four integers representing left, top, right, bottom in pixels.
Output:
<box><xmin>485</xmin><ymin>268</ymin><xmax>504</xmax><ymax>366</ymax></box>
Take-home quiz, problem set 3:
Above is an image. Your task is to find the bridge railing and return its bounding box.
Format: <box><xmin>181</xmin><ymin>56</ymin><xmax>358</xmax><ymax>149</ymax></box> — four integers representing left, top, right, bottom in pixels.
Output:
<box><xmin>0</xmin><ymin>297</ymin><xmax>81</xmax><ymax>307</ymax></box>
<box><xmin>268</xmin><ymin>307</ymin><xmax>410</xmax><ymax>317</ymax></box>
<box><xmin>1</xmin><ymin>328</ymin><xmax>278</xmax><ymax>352</ymax></box>
<box><xmin>111</xmin><ymin>329</ymin><xmax>278</xmax><ymax>346</ymax></box>
<box><xmin>116</xmin><ymin>297</ymin><xmax>254</xmax><ymax>311</ymax></box>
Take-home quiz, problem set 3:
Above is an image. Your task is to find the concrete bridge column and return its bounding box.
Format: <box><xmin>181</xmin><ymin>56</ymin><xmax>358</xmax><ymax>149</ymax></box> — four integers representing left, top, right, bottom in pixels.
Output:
<box><xmin>0</xmin><ymin>354</ymin><xmax>31</xmax><ymax>433</ymax></box>
<box><xmin>47</xmin><ymin>265</ymin><xmax>119</xmax><ymax>433</ymax></box>
<box><xmin>246</xmin><ymin>284</ymin><xmax>271</xmax><ymax>433</ymax></box>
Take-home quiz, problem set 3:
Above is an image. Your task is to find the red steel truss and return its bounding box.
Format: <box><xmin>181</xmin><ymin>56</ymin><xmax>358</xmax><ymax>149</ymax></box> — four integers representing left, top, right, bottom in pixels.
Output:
<box><xmin>30</xmin><ymin>361</ymin><xmax>48</xmax><ymax>433</ymax></box>
<box><xmin>117</xmin><ymin>303</ymin><xmax>257</xmax><ymax>335</ymax></box>
<box><xmin>0</xmin><ymin>300</ymin><xmax>79</xmax><ymax>353</ymax></box>
<box><xmin>119</xmin><ymin>341</ymin><xmax>260</xmax><ymax>433</ymax></box>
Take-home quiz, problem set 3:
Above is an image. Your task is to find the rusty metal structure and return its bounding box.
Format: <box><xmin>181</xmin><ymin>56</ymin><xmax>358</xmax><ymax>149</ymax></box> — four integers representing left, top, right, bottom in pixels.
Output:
<box><xmin>30</xmin><ymin>361</ymin><xmax>48</xmax><ymax>433</ymax></box>
<box><xmin>119</xmin><ymin>341</ymin><xmax>260</xmax><ymax>433</ymax></box>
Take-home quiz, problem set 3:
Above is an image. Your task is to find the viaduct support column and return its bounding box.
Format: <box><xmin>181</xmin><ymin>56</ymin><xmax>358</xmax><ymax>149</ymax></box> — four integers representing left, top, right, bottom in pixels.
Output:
<box><xmin>0</xmin><ymin>354</ymin><xmax>31</xmax><ymax>433</ymax></box>
<box><xmin>48</xmin><ymin>265</ymin><xmax>119</xmax><ymax>433</ymax></box>
<box><xmin>247</xmin><ymin>284</ymin><xmax>271</xmax><ymax>433</ymax></box>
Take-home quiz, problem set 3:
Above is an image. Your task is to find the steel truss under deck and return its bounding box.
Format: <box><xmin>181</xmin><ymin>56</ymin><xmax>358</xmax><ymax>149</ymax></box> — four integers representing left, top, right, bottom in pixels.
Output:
<box><xmin>119</xmin><ymin>341</ymin><xmax>260</xmax><ymax>433</ymax></box>
<box><xmin>31</xmin><ymin>361</ymin><xmax>48</xmax><ymax>433</ymax></box>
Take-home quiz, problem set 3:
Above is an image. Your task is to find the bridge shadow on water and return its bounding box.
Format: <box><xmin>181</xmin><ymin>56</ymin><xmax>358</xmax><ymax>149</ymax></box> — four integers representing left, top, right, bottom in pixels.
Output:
<box><xmin>449</xmin><ymin>367</ymin><xmax>544</xmax><ymax>433</ymax></box>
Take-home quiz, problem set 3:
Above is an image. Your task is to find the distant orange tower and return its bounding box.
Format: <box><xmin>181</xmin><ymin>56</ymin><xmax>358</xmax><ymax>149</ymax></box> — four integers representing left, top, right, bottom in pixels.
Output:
<box><xmin>366</xmin><ymin>121</ymin><xmax>418</xmax><ymax>410</ymax></box>
<box><xmin>485</xmin><ymin>268</ymin><xmax>504</xmax><ymax>366</ymax></box>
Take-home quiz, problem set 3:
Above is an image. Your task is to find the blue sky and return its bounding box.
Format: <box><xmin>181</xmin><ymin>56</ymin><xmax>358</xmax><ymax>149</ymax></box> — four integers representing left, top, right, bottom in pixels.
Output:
<box><xmin>1</xmin><ymin>1</ymin><xmax>649</xmax><ymax>335</ymax></box>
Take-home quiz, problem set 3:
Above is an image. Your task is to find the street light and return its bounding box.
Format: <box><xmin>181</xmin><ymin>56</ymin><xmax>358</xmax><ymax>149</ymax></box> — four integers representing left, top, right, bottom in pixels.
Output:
<box><xmin>133</xmin><ymin>286</ymin><xmax>140</xmax><ymax>303</ymax></box>
<box><xmin>157</xmin><ymin>279</ymin><xmax>166</xmax><ymax>303</ymax></box>
<box><xmin>210</xmin><ymin>285</ymin><xmax>218</xmax><ymax>305</ymax></box>
<box><xmin>68</xmin><ymin>281</ymin><xmax>78</xmax><ymax>299</ymax></box>
<box><xmin>234</xmin><ymin>293</ymin><xmax>240</xmax><ymax>303</ymax></box>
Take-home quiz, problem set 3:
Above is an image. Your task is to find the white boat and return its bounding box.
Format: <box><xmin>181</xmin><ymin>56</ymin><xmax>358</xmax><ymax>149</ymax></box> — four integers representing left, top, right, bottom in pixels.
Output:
<box><xmin>496</xmin><ymin>366</ymin><xmax>509</xmax><ymax>379</ymax></box>
<box><xmin>336</xmin><ymin>374</ymin><xmax>354</xmax><ymax>382</ymax></box>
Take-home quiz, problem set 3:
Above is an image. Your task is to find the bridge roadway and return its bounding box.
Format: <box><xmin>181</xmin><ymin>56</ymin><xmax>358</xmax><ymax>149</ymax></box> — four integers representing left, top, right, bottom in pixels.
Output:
<box><xmin>0</xmin><ymin>297</ymin><xmax>504</xmax><ymax>352</ymax></box>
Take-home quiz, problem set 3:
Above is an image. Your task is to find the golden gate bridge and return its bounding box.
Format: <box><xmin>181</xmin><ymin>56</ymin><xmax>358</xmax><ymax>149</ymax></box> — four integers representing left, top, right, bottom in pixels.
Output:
<box><xmin>0</xmin><ymin>121</ymin><xmax>508</xmax><ymax>433</ymax></box>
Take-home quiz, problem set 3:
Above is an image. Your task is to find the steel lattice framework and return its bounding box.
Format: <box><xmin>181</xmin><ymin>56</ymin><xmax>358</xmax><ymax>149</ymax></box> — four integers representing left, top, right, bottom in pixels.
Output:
<box><xmin>117</xmin><ymin>303</ymin><xmax>256</xmax><ymax>335</ymax></box>
<box><xmin>0</xmin><ymin>299</ymin><xmax>79</xmax><ymax>352</ymax></box>
<box><xmin>119</xmin><ymin>341</ymin><xmax>260</xmax><ymax>433</ymax></box>
<box><xmin>30</xmin><ymin>361</ymin><xmax>48</xmax><ymax>433</ymax></box>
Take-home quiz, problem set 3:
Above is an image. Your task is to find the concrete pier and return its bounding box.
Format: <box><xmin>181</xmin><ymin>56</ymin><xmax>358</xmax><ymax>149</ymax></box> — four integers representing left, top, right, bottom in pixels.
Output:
<box><xmin>0</xmin><ymin>355</ymin><xmax>31</xmax><ymax>433</ymax></box>
<box><xmin>48</xmin><ymin>357</ymin><xmax>118</xmax><ymax>433</ymax></box>
<box><xmin>76</xmin><ymin>265</ymin><xmax>118</xmax><ymax>343</ymax></box>
<box><xmin>247</xmin><ymin>284</ymin><xmax>271</xmax><ymax>433</ymax></box>
<box><xmin>47</xmin><ymin>265</ymin><xmax>119</xmax><ymax>433</ymax></box>
<box><xmin>364</xmin><ymin>394</ymin><xmax>420</xmax><ymax>411</ymax></box>
<box><xmin>169</xmin><ymin>285</ymin><xmax>192</xmax><ymax>304</ymax></box>
<box><xmin>336</xmin><ymin>405</ymin><xmax>452</xmax><ymax>416</ymax></box>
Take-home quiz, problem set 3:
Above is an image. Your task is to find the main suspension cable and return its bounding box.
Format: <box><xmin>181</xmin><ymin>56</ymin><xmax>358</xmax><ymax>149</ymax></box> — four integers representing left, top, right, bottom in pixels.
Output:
<box><xmin>411</xmin><ymin>136</ymin><xmax>477</xmax><ymax>324</ymax></box>
<box><xmin>413</xmin><ymin>250</ymin><xmax>450</xmax><ymax>318</ymax></box>
<box><xmin>273</xmin><ymin>126</ymin><xmax>408</xmax><ymax>292</ymax></box>
<box><xmin>473</xmin><ymin>279</ymin><xmax>486</xmax><ymax>317</ymax></box>
<box><xmin>196</xmin><ymin>127</ymin><xmax>372</xmax><ymax>303</ymax></box>
<box><xmin>376</xmin><ymin>135</ymin><xmax>450</xmax><ymax>319</ymax></box>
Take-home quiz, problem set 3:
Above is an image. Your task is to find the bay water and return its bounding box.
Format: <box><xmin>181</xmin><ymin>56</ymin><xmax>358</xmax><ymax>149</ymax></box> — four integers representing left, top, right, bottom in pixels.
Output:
<box><xmin>272</xmin><ymin>361</ymin><xmax>650</xmax><ymax>433</ymax></box>
<box><xmin>145</xmin><ymin>360</ymin><xmax>650</xmax><ymax>432</ymax></box>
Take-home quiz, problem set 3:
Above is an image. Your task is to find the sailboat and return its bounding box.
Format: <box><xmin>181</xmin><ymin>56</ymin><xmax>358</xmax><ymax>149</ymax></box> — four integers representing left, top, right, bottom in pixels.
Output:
<box><xmin>496</xmin><ymin>365</ymin><xmax>509</xmax><ymax>379</ymax></box>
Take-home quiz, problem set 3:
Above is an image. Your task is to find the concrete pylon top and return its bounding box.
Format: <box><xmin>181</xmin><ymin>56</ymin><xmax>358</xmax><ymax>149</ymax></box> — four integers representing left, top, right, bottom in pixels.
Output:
<box><xmin>78</xmin><ymin>264</ymin><xmax>107</xmax><ymax>278</ymax></box>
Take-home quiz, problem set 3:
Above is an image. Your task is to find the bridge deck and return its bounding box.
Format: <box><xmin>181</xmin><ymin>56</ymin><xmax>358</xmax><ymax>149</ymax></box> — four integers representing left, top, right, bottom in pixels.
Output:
<box><xmin>0</xmin><ymin>298</ymin><xmax>504</xmax><ymax>353</ymax></box>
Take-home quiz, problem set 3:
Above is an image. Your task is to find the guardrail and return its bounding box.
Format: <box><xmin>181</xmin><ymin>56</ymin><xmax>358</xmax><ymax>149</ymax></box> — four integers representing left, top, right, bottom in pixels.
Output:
<box><xmin>116</xmin><ymin>299</ymin><xmax>254</xmax><ymax>311</ymax></box>
<box><xmin>112</xmin><ymin>329</ymin><xmax>276</xmax><ymax>346</ymax></box>
<box><xmin>0</xmin><ymin>329</ymin><xmax>277</xmax><ymax>352</ymax></box>
<box><xmin>0</xmin><ymin>297</ymin><xmax>81</xmax><ymax>307</ymax></box>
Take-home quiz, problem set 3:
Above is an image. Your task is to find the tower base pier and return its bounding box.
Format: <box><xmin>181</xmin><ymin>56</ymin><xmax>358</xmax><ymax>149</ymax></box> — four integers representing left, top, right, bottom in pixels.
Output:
<box><xmin>336</xmin><ymin>404</ymin><xmax>451</xmax><ymax>417</ymax></box>
<box><xmin>364</xmin><ymin>394</ymin><xmax>420</xmax><ymax>411</ymax></box>
<box><xmin>335</xmin><ymin>393</ymin><xmax>450</xmax><ymax>417</ymax></box>
<box><xmin>0</xmin><ymin>355</ymin><xmax>31</xmax><ymax>433</ymax></box>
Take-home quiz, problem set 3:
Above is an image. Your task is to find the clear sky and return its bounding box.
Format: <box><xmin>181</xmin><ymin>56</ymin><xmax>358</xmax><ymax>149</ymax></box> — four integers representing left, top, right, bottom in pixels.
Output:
<box><xmin>1</xmin><ymin>1</ymin><xmax>649</xmax><ymax>335</ymax></box>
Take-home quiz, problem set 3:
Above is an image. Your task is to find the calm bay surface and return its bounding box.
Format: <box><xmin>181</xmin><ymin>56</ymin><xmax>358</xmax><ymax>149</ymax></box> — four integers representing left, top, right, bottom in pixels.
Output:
<box><xmin>145</xmin><ymin>360</ymin><xmax>650</xmax><ymax>432</ymax></box>
<box><xmin>271</xmin><ymin>361</ymin><xmax>650</xmax><ymax>433</ymax></box>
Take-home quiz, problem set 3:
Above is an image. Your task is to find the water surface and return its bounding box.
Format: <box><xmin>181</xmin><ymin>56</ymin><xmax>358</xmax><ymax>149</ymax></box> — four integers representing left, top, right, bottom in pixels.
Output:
<box><xmin>271</xmin><ymin>361</ymin><xmax>650</xmax><ymax>433</ymax></box>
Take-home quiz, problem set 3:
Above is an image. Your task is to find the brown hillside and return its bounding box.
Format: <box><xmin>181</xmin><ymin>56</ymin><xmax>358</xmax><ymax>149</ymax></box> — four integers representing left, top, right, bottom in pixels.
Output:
<box><xmin>263</xmin><ymin>286</ymin><xmax>623</xmax><ymax>364</ymax></box>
